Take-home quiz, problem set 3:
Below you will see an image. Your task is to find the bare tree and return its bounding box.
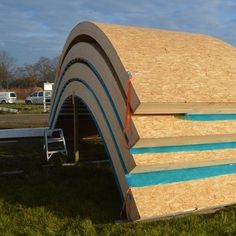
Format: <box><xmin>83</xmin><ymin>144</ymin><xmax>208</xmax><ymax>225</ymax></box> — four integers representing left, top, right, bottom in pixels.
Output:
<box><xmin>14</xmin><ymin>64</ymin><xmax>36</xmax><ymax>80</ymax></box>
<box><xmin>10</xmin><ymin>56</ymin><xmax>57</xmax><ymax>88</ymax></box>
<box><xmin>33</xmin><ymin>57</ymin><xmax>57</xmax><ymax>82</ymax></box>
<box><xmin>0</xmin><ymin>50</ymin><xmax>15</xmax><ymax>90</ymax></box>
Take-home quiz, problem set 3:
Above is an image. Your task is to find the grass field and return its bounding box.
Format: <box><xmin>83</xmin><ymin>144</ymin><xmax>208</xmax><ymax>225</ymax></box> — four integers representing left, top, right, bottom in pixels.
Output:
<box><xmin>0</xmin><ymin>138</ymin><xmax>235</xmax><ymax>235</ymax></box>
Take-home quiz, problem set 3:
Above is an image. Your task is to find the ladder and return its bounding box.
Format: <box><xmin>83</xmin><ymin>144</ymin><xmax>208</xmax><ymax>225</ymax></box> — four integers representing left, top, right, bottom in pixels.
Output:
<box><xmin>44</xmin><ymin>128</ymin><xmax>68</xmax><ymax>161</ymax></box>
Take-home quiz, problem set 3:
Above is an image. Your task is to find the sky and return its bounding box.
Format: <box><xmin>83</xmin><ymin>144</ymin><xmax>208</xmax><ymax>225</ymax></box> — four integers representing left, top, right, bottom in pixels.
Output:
<box><xmin>0</xmin><ymin>0</ymin><xmax>235</xmax><ymax>66</ymax></box>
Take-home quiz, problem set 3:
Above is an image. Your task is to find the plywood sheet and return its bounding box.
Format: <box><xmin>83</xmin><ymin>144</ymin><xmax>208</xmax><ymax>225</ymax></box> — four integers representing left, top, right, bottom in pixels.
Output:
<box><xmin>132</xmin><ymin>115</ymin><xmax>236</xmax><ymax>139</ymax></box>
<box><xmin>96</xmin><ymin>23</ymin><xmax>236</xmax><ymax>104</ymax></box>
<box><xmin>132</xmin><ymin>149</ymin><xmax>236</xmax><ymax>173</ymax></box>
<box><xmin>130</xmin><ymin>174</ymin><xmax>236</xmax><ymax>220</ymax></box>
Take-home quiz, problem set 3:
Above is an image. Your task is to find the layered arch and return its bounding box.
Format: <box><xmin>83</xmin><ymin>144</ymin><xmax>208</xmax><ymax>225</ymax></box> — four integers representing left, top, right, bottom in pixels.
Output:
<box><xmin>49</xmin><ymin>22</ymin><xmax>236</xmax><ymax>221</ymax></box>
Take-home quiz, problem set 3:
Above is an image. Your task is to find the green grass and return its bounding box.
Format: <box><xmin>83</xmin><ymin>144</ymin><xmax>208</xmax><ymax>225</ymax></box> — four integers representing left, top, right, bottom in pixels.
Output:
<box><xmin>0</xmin><ymin>102</ymin><xmax>45</xmax><ymax>114</ymax></box>
<box><xmin>0</xmin><ymin>139</ymin><xmax>235</xmax><ymax>235</ymax></box>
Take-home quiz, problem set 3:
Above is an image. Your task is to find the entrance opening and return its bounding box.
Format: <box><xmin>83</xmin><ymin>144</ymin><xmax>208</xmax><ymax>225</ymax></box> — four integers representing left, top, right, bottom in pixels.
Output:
<box><xmin>53</xmin><ymin>95</ymin><xmax>122</xmax><ymax>222</ymax></box>
<box><xmin>55</xmin><ymin>95</ymin><xmax>108</xmax><ymax>163</ymax></box>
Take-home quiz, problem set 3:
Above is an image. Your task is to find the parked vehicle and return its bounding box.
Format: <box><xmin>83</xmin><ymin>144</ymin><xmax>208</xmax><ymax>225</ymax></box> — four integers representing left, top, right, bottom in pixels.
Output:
<box><xmin>0</xmin><ymin>91</ymin><xmax>17</xmax><ymax>104</ymax></box>
<box><xmin>25</xmin><ymin>91</ymin><xmax>52</xmax><ymax>104</ymax></box>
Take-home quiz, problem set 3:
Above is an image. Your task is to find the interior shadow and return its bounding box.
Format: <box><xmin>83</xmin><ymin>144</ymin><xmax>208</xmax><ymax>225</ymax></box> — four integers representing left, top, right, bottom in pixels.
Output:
<box><xmin>0</xmin><ymin>138</ymin><xmax>122</xmax><ymax>224</ymax></box>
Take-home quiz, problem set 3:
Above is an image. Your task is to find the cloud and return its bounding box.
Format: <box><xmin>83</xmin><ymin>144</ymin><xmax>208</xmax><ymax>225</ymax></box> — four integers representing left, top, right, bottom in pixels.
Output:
<box><xmin>0</xmin><ymin>0</ymin><xmax>235</xmax><ymax>65</ymax></box>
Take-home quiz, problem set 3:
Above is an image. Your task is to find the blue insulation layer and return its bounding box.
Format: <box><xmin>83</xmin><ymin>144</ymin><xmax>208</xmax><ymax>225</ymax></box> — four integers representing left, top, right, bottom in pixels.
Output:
<box><xmin>130</xmin><ymin>141</ymin><xmax>236</xmax><ymax>155</ymax></box>
<box><xmin>181</xmin><ymin>113</ymin><xmax>236</xmax><ymax>121</ymax></box>
<box><xmin>126</xmin><ymin>163</ymin><xmax>236</xmax><ymax>187</ymax></box>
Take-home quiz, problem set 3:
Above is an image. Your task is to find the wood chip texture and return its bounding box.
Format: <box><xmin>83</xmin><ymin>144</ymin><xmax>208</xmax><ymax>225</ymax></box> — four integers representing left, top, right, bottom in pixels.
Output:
<box><xmin>96</xmin><ymin>23</ymin><xmax>236</xmax><ymax>104</ymax></box>
<box><xmin>130</xmin><ymin>174</ymin><xmax>236</xmax><ymax>220</ymax></box>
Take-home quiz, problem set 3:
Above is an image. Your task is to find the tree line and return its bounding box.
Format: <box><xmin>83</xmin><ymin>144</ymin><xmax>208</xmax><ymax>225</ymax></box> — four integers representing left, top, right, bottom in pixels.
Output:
<box><xmin>0</xmin><ymin>50</ymin><xmax>58</xmax><ymax>90</ymax></box>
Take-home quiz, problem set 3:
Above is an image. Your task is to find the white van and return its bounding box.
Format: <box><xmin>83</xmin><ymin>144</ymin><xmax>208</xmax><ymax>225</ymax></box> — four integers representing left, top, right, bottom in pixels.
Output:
<box><xmin>25</xmin><ymin>91</ymin><xmax>52</xmax><ymax>104</ymax></box>
<box><xmin>0</xmin><ymin>92</ymin><xmax>17</xmax><ymax>104</ymax></box>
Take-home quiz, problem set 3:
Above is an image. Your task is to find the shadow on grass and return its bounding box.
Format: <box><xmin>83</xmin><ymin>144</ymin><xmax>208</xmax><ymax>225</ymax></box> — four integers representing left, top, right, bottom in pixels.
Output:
<box><xmin>0</xmin><ymin>140</ymin><xmax>236</xmax><ymax>235</ymax></box>
<box><xmin>0</xmin><ymin>139</ymin><xmax>122</xmax><ymax>224</ymax></box>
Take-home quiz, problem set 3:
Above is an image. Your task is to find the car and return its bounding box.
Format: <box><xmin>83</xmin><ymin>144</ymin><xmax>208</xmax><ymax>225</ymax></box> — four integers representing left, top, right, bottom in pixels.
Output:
<box><xmin>0</xmin><ymin>91</ymin><xmax>17</xmax><ymax>104</ymax></box>
<box><xmin>25</xmin><ymin>91</ymin><xmax>52</xmax><ymax>105</ymax></box>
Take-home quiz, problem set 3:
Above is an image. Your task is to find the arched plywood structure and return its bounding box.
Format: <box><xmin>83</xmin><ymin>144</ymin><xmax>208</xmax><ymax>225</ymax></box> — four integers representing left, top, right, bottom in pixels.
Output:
<box><xmin>49</xmin><ymin>22</ymin><xmax>236</xmax><ymax>221</ymax></box>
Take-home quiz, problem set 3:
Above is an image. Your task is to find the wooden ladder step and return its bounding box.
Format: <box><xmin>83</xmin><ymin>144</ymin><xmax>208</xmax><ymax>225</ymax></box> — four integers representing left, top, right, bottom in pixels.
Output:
<box><xmin>44</xmin><ymin>128</ymin><xmax>68</xmax><ymax>161</ymax></box>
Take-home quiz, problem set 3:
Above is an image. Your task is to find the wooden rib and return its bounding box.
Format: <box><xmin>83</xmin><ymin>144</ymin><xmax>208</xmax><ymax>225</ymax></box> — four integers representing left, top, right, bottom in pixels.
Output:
<box><xmin>53</xmin><ymin>75</ymin><xmax>132</xmax><ymax>197</ymax></box>
<box><xmin>134</xmin><ymin>134</ymin><xmax>236</xmax><ymax>148</ymax></box>
<box><xmin>134</xmin><ymin>102</ymin><xmax>236</xmax><ymax>114</ymax></box>
<box><xmin>129</xmin><ymin>174</ymin><xmax>236</xmax><ymax>220</ymax></box>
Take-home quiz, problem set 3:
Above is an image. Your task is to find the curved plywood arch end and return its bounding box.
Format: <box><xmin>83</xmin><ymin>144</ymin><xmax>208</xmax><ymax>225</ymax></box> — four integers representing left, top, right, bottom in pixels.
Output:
<box><xmin>49</xmin><ymin>21</ymin><xmax>236</xmax><ymax>221</ymax></box>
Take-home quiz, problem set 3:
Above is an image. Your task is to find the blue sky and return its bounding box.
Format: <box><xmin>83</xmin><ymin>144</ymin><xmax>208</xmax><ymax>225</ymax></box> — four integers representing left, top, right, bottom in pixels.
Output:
<box><xmin>0</xmin><ymin>0</ymin><xmax>235</xmax><ymax>65</ymax></box>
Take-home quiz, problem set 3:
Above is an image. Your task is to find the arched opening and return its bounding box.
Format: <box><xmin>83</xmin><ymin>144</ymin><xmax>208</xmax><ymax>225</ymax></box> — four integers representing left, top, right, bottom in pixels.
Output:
<box><xmin>51</xmin><ymin>95</ymin><xmax>123</xmax><ymax>222</ymax></box>
<box><xmin>55</xmin><ymin>95</ymin><xmax>108</xmax><ymax>163</ymax></box>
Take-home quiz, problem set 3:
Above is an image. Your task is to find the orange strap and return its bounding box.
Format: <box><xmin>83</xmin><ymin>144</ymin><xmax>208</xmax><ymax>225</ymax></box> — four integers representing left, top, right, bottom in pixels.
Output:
<box><xmin>122</xmin><ymin>74</ymin><xmax>132</xmax><ymax>148</ymax></box>
<box><xmin>120</xmin><ymin>188</ymin><xmax>131</xmax><ymax>220</ymax></box>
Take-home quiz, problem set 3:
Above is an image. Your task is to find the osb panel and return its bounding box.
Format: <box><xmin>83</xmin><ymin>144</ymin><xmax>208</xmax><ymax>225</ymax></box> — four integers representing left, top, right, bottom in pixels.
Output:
<box><xmin>133</xmin><ymin>149</ymin><xmax>236</xmax><ymax>169</ymax></box>
<box><xmin>132</xmin><ymin>115</ymin><xmax>236</xmax><ymax>138</ymax></box>
<box><xmin>130</xmin><ymin>174</ymin><xmax>236</xmax><ymax>220</ymax></box>
<box><xmin>96</xmin><ymin>23</ymin><xmax>236</xmax><ymax>103</ymax></box>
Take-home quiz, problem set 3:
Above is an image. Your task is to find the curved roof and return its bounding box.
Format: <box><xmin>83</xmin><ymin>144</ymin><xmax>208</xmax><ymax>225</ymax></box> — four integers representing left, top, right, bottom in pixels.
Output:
<box><xmin>95</xmin><ymin>22</ymin><xmax>236</xmax><ymax>103</ymax></box>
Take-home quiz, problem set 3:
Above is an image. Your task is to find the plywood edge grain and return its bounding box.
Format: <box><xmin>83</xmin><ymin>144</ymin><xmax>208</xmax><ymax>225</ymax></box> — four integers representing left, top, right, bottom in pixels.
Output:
<box><xmin>134</xmin><ymin>102</ymin><xmax>236</xmax><ymax>114</ymax></box>
<box><xmin>133</xmin><ymin>134</ymin><xmax>236</xmax><ymax>148</ymax></box>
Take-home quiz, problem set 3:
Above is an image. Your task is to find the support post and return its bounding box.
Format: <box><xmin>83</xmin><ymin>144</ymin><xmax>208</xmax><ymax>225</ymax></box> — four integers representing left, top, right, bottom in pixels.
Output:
<box><xmin>73</xmin><ymin>93</ymin><xmax>80</xmax><ymax>162</ymax></box>
<box><xmin>43</xmin><ymin>91</ymin><xmax>46</xmax><ymax>113</ymax></box>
